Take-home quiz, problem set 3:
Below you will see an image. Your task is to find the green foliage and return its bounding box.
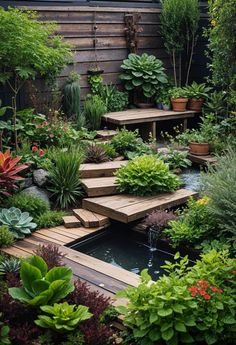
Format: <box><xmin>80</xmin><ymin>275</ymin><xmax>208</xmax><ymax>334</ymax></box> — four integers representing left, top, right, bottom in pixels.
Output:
<box><xmin>201</xmin><ymin>148</ymin><xmax>236</xmax><ymax>247</ymax></box>
<box><xmin>160</xmin><ymin>0</ymin><xmax>200</xmax><ymax>85</ymax></box>
<box><xmin>0</xmin><ymin>7</ymin><xmax>72</xmax><ymax>85</ymax></box>
<box><xmin>97</xmin><ymin>142</ymin><xmax>117</xmax><ymax>159</ymax></box>
<box><xmin>185</xmin><ymin>82</ymin><xmax>212</xmax><ymax>99</ymax></box>
<box><xmin>0</xmin><ymin>313</ymin><xmax>11</xmax><ymax>345</ymax></box>
<box><xmin>0</xmin><ymin>225</ymin><xmax>14</xmax><ymax>248</ymax></box>
<box><xmin>165</xmin><ymin>197</ymin><xmax>217</xmax><ymax>248</ymax></box>
<box><xmin>99</xmin><ymin>84</ymin><xmax>129</xmax><ymax>112</ymax></box>
<box><xmin>203</xmin><ymin>91</ymin><xmax>226</xmax><ymax>118</ymax></box>
<box><xmin>169</xmin><ymin>87</ymin><xmax>188</xmax><ymax>99</ymax></box>
<box><xmin>111</xmin><ymin>128</ymin><xmax>141</xmax><ymax>156</ymax></box>
<box><xmin>120</xmin><ymin>53</ymin><xmax>168</xmax><ymax>99</ymax></box>
<box><xmin>206</xmin><ymin>0</ymin><xmax>236</xmax><ymax>88</ymax></box>
<box><xmin>48</xmin><ymin>148</ymin><xmax>83</xmax><ymax>209</ymax></box>
<box><xmin>5</xmin><ymin>192</ymin><xmax>49</xmax><ymax>219</ymax></box>
<box><xmin>117</xmin><ymin>250</ymin><xmax>236</xmax><ymax>345</ymax></box>
<box><xmin>88</xmin><ymin>74</ymin><xmax>103</xmax><ymax>94</ymax></box>
<box><xmin>64</xmin><ymin>72</ymin><xmax>85</xmax><ymax>129</ymax></box>
<box><xmin>159</xmin><ymin>149</ymin><xmax>192</xmax><ymax>170</ymax></box>
<box><xmin>61</xmin><ymin>332</ymin><xmax>85</xmax><ymax>345</ymax></box>
<box><xmin>0</xmin><ymin>258</ymin><xmax>21</xmax><ymax>275</ymax></box>
<box><xmin>0</xmin><ymin>208</ymin><xmax>37</xmax><ymax>239</ymax></box>
<box><xmin>83</xmin><ymin>95</ymin><xmax>107</xmax><ymax>130</ymax></box>
<box><xmin>9</xmin><ymin>255</ymin><xmax>74</xmax><ymax>307</ymax></box>
<box><xmin>36</xmin><ymin>211</ymin><xmax>66</xmax><ymax>230</ymax></box>
<box><xmin>115</xmin><ymin>155</ymin><xmax>180</xmax><ymax>196</ymax></box>
<box><xmin>35</xmin><ymin>301</ymin><xmax>92</xmax><ymax>332</ymax></box>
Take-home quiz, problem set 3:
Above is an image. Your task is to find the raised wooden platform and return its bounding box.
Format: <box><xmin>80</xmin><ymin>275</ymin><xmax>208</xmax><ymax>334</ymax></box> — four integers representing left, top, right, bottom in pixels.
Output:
<box><xmin>79</xmin><ymin>160</ymin><xmax>128</xmax><ymax>179</ymax></box>
<box><xmin>81</xmin><ymin>176</ymin><xmax>118</xmax><ymax>197</ymax></box>
<box><xmin>83</xmin><ymin>188</ymin><xmax>198</xmax><ymax>223</ymax></box>
<box><xmin>103</xmin><ymin>108</ymin><xmax>196</xmax><ymax>138</ymax></box>
<box><xmin>188</xmin><ymin>153</ymin><xmax>217</xmax><ymax>165</ymax></box>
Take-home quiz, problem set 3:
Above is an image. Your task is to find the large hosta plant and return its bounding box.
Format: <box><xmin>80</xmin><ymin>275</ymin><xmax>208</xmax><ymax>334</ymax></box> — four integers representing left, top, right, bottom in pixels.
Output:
<box><xmin>120</xmin><ymin>53</ymin><xmax>168</xmax><ymax>100</ymax></box>
<box><xmin>9</xmin><ymin>255</ymin><xmax>74</xmax><ymax>307</ymax></box>
<box><xmin>0</xmin><ymin>207</ymin><xmax>37</xmax><ymax>239</ymax></box>
<box><xmin>0</xmin><ymin>150</ymin><xmax>28</xmax><ymax>196</ymax></box>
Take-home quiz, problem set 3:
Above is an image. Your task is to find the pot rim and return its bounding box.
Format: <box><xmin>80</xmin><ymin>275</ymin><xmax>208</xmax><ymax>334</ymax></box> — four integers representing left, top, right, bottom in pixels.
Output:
<box><xmin>189</xmin><ymin>141</ymin><xmax>209</xmax><ymax>145</ymax></box>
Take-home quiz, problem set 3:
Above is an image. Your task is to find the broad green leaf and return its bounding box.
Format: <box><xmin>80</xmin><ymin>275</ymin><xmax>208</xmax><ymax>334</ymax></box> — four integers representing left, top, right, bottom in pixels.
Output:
<box><xmin>175</xmin><ymin>321</ymin><xmax>187</xmax><ymax>332</ymax></box>
<box><xmin>28</xmin><ymin>255</ymin><xmax>48</xmax><ymax>276</ymax></box>
<box><xmin>48</xmin><ymin>280</ymin><xmax>74</xmax><ymax>304</ymax></box>
<box><xmin>8</xmin><ymin>287</ymin><xmax>30</xmax><ymax>303</ymax></box>
<box><xmin>158</xmin><ymin>308</ymin><xmax>173</xmax><ymax>317</ymax></box>
<box><xmin>180</xmin><ymin>333</ymin><xmax>195</xmax><ymax>343</ymax></box>
<box><xmin>31</xmin><ymin>279</ymin><xmax>50</xmax><ymax>295</ymax></box>
<box><xmin>149</xmin><ymin>329</ymin><xmax>161</xmax><ymax>341</ymax></box>
<box><xmin>20</xmin><ymin>262</ymin><xmax>42</xmax><ymax>294</ymax></box>
<box><xmin>162</xmin><ymin>327</ymin><xmax>174</xmax><ymax>341</ymax></box>
<box><xmin>45</xmin><ymin>267</ymin><xmax>72</xmax><ymax>283</ymax></box>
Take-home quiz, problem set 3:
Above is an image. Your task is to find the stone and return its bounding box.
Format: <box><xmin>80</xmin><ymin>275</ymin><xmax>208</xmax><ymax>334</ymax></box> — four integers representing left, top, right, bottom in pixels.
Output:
<box><xmin>23</xmin><ymin>186</ymin><xmax>51</xmax><ymax>206</ymax></box>
<box><xmin>22</xmin><ymin>177</ymin><xmax>33</xmax><ymax>189</ymax></box>
<box><xmin>33</xmin><ymin>169</ymin><xmax>49</xmax><ymax>187</ymax></box>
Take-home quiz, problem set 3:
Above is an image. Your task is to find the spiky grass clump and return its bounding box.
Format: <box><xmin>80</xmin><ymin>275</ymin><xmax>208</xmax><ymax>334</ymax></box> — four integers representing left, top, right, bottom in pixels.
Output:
<box><xmin>85</xmin><ymin>143</ymin><xmax>110</xmax><ymax>163</ymax></box>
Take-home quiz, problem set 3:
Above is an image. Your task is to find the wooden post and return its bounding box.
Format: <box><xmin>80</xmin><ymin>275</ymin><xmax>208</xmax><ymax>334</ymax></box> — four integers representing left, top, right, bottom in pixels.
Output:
<box><xmin>183</xmin><ymin>118</ymin><xmax>188</xmax><ymax>131</ymax></box>
<box><xmin>152</xmin><ymin>121</ymin><xmax>156</xmax><ymax>139</ymax></box>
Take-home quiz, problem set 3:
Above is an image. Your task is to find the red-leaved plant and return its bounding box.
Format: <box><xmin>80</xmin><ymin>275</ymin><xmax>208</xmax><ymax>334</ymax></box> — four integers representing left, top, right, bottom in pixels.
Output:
<box><xmin>0</xmin><ymin>150</ymin><xmax>28</xmax><ymax>196</ymax></box>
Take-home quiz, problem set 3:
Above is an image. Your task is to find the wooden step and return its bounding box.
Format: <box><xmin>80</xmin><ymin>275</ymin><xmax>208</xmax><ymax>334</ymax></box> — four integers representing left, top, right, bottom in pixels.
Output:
<box><xmin>83</xmin><ymin>189</ymin><xmax>198</xmax><ymax>223</ymax></box>
<box><xmin>63</xmin><ymin>215</ymin><xmax>81</xmax><ymax>228</ymax></box>
<box><xmin>188</xmin><ymin>153</ymin><xmax>217</xmax><ymax>165</ymax></box>
<box><xmin>96</xmin><ymin>129</ymin><xmax>117</xmax><ymax>140</ymax></box>
<box><xmin>79</xmin><ymin>160</ymin><xmax>128</xmax><ymax>179</ymax></box>
<box><xmin>81</xmin><ymin>176</ymin><xmax>118</xmax><ymax>197</ymax></box>
<box><xmin>73</xmin><ymin>208</ymin><xmax>110</xmax><ymax>228</ymax></box>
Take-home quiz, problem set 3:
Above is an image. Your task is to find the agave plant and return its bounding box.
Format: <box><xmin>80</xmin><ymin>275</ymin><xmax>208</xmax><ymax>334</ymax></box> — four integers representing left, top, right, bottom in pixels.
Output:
<box><xmin>0</xmin><ymin>258</ymin><xmax>21</xmax><ymax>275</ymax></box>
<box><xmin>0</xmin><ymin>207</ymin><xmax>37</xmax><ymax>239</ymax></box>
<box><xmin>0</xmin><ymin>150</ymin><xmax>28</xmax><ymax>197</ymax></box>
<box><xmin>85</xmin><ymin>143</ymin><xmax>110</xmax><ymax>164</ymax></box>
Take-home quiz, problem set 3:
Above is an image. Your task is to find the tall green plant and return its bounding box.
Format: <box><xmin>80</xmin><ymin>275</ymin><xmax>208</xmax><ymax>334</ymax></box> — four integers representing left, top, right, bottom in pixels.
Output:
<box><xmin>0</xmin><ymin>8</ymin><xmax>72</xmax><ymax>151</ymax></box>
<box><xmin>48</xmin><ymin>147</ymin><xmax>83</xmax><ymax>209</ymax></box>
<box><xmin>206</xmin><ymin>0</ymin><xmax>236</xmax><ymax>89</ymax></box>
<box><xmin>83</xmin><ymin>95</ymin><xmax>107</xmax><ymax>130</ymax></box>
<box><xmin>160</xmin><ymin>0</ymin><xmax>200</xmax><ymax>86</ymax></box>
<box><xmin>64</xmin><ymin>72</ymin><xmax>85</xmax><ymax>129</ymax></box>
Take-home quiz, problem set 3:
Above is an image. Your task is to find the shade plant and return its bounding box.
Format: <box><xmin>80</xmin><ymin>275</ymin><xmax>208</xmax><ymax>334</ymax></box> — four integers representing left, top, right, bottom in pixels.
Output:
<box><xmin>0</xmin><ymin>7</ymin><xmax>72</xmax><ymax>151</ymax></box>
<box><xmin>83</xmin><ymin>95</ymin><xmax>107</xmax><ymax>130</ymax></box>
<box><xmin>120</xmin><ymin>53</ymin><xmax>168</xmax><ymax>102</ymax></box>
<box><xmin>115</xmin><ymin>155</ymin><xmax>180</xmax><ymax>196</ymax></box>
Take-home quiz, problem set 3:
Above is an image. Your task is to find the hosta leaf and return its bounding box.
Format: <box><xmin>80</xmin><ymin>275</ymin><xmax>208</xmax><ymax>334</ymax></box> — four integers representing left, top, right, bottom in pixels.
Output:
<box><xmin>20</xmin><ymin>262</ymin><xmax>42</xmax><ymax>294</ymax></box>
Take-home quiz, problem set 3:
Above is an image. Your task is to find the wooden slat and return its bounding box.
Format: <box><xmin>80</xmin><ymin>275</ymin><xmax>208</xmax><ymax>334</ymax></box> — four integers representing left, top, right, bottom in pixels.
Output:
<box><xmin>63</xmin><ymin>215</ymin><xmax>81</xmax><ymax>228</ymax></box>
<box><xmin>188</xmin><ymin>153</ymin><xmax>217</xmax><ymax>165</ymax></box>
<box><xmin>73</xmin><ymin>208</ymin><xmax>110</xmax><ymax>228</ymax></box>
<box><xmin>96</xmin><ymin>129</ymin><xmax>117</xmax><ymax>139</ymax></box>
<box><xmin>80</xmin><ymin>160</ymin><xmax>128</xmax><ymax>178</ymax></box>
<box><xmin>81</xmin><ymin>176</ymin><xmax>118</xmax><ymax>197</ymax></box>
<box><xmin>83</xmin><ymin>189</ymin><xmax>198</xmax><ymax>223</ymax></box>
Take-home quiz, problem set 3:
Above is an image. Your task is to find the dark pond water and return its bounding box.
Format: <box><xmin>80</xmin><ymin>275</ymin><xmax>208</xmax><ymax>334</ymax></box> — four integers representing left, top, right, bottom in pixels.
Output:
<box><xmin>73</xmin><ymin>231</ymin><xmax>184</xmax><ymax>280</ymax></box>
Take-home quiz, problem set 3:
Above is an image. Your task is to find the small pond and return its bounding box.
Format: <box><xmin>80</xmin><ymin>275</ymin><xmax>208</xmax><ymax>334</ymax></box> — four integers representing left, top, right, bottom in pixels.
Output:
<box><xmin>181</xmin><ymin>166</ymin><xmax>201</xmax><ymax>192</ymax></box>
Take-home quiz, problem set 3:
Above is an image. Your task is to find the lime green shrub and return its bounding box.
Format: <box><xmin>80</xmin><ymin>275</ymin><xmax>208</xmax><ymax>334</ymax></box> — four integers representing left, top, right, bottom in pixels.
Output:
<box><xmin>0</xmin><ymin>225</ymin><xmax>14</xmax><ymax>248</ymax></box>
<box><xmin>115</xmin><ymin>155</ymin><xmax>180</xmax><ymax>196</ymax></box>
<box><xmin>36</xmin><ymin>211</ymin><xmax>66</xmax><ymax>229</ymax></box>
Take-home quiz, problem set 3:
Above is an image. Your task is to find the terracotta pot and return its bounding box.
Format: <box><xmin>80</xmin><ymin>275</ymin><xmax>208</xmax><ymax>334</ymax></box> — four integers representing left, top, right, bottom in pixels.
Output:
<box><xmin>171</xmin><ymin>98</ymin><xmax>188</xmax><ymax>112</ymax></box>
<box><xmin>188</xmin><ymin>98</ymin><xmax>204</xmax><ymax>112</ymax></box>
<box><xmin>189</xmin><ymin>142</ymin><xmax>210</xmax><ymax>156</ymax></box>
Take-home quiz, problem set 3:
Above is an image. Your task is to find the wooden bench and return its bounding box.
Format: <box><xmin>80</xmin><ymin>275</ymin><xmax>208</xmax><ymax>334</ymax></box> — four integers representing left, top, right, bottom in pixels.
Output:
<box><xmin>103</xmin><ymin>108</ymin><xmax>197</xmax><ymax>139</ymax></box>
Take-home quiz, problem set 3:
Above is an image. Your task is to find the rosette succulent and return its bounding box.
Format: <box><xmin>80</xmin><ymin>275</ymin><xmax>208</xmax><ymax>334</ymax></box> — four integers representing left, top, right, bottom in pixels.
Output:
<box><xmin>0</xmin><ymin>207</ymin><xmax>37</xmax><ymax>239</ymax></box>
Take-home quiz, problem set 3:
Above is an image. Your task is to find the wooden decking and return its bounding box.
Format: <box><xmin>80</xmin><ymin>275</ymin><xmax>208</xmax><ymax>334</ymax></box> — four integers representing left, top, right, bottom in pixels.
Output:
<box><xmin>81</xmin><ymin>176</ymin><xmax>118</xmax><ymax>197</ymax></box>
<box><xmin>79</xmin><ymin>160</ymin><xmax>128</xmax><ymax>179</ymax></box>
<box><xmin>188</xmin><ymin>153</ymin><xmax>217</xmax><ymax>165</ymax></box>
<box><xmin>83</xmin><ymin>189</ymin><xmax>198</xmax><ymax>223</ymax></box>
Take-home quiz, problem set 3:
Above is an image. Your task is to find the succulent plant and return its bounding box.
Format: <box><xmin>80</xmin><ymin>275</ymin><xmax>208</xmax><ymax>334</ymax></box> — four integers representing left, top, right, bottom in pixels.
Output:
<box><xmin>85</xmin><ymin>143</ymin><xmax>110</xmax><ymax>164</ymax></box>
<box><xmin>0</xmin><ymin>257</ymin><xmax>21</xmax><ymax>275</ymax></box>
<box><xmin>0</xmin><ymin>207</ymin><xmax>37</xmax><ymax>239</ymax></box>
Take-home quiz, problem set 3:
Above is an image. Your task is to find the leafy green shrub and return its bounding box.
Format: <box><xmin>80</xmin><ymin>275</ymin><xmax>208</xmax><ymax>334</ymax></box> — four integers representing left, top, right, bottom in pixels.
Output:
<box><xmin>0</xmin><ymin>208</ymin><xmax>37</xmax><ymax>239</ymax></box>
<box><xmin>9</xmin><ymin>255</ymin><xmax>74</xmax><ymax>307</ymax></box>
<box><xmin>5</xmin><ymin>192</ymin><xmax>49</xmax><ymax>219</ymax></box>
<box><xmin>117</xmin><ymin>250</ymin><xmax>236</xmax><ymax>345</ymax></box>
<box><xmin>111</xmin><ymin>128</ymin><xmax>142</xmax><ymax>156</ymax></box>
<box><xmin>159</xmin><ymin>149</ymin><xmax>192</xmax><ymax>170</ymax></box>
<box><xmin>83</xmin><ymin>95</ymin><xmax>107</xmax><ymax>130</ymax></box>
<box><xmin>48</xmin><ymin>148</ymin><xmax>83</xmax><ymax>209</ymax></box>
<box><xmin>35</xmin><ymin>302</ymin><xmax>92</xmax><ymax>332</ymax></box>
<box><xmin>0</xmin><ymin>258</ymin><xmax>21</xmax><ymax>275</ymax></box>
<box><xmin>61</xmin><ymin>332</ymin><xmax>85</xmax><ymax>345</ymax></box>
<box><xmin>115</xmin><ymin>155</ymin><xmax>180</xmax><ymax>196</ymax></box>
<box><xmin>201</xmin><ymin>149</ymin><xmax>236</xmax><ymax>247</ymax></box>
<box><xmin>120</xmin><ymin>53</ymin><xmax>168</xmax><ymax>99</ymax></box>
<box><xmin>165</xmin><ymin>197</ymin><xmax>217</xmax><ymax>248</ymax></box>
<box><xmin>97</xmin><ymin>143</ymin><xmax>117</xmax><ymax>159</ymax></box>
<box><xmin>85</xmin><ymin>143</ymin><xmax>110</xmax><ymax>163</ymax></box>
<box><xmin>99</xmin><ymin>84</ymin><xmax>129</xmax><ymax>112</ymax></box>
<box><xmin>0</xmin><ymin>225</ymin><xmax>14</xmax><ymax>247</ymax></box>
<box><xmin>36</xmin><ymin>211</ymin><xmax>66</xmax><ymax>229</ymax></box>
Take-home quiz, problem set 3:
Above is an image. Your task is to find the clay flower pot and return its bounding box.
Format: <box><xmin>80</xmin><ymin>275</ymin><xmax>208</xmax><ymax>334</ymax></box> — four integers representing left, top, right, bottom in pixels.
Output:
<box><xmin>188</xmin><ymin>98</ymin><xmax>204</xmax><ymax>112</ymax></box>
<box><xmin>189</xmin><ymin>142</ymin><xmax>210</xmax><ymax>156</ymax></box>
<box><xmin>171</xmin><ymin>98</ymin><xmax>188</xmax><ymax>112</ymax></box>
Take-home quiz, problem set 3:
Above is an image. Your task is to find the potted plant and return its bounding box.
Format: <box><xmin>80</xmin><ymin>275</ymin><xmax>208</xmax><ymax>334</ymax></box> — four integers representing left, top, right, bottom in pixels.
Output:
<box><xmin>188</xmin><ymin>131</ymin><xmax>210</xmax><ymax>156</ymax></box>
<box><xmin>185</xmin><ymin>82</ymin><xmax>211</xmax><ymax>111</ymax></box>
<box><xmin>169</xmin><ymin>87</ymin><xmax>188</xmax><ymax>112</ymax></box>
<box><xmin>120</xmin><ymin>53</ymin><xmax>168</xmax><ymax>107</ymax></box>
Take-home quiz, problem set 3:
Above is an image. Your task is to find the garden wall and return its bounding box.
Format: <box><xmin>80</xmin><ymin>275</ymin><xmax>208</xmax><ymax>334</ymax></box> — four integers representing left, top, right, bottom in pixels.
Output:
<box><xmin>0</xmin><ymin>2</ymin><xmax>209</xmax><ymax>110</ymax></box>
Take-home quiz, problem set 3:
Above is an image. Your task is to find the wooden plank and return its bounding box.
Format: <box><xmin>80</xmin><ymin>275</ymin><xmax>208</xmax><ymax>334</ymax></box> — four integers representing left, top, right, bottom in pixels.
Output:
<box><xmin>96</xmin><ymin>129</ymin><xmax>117</xmax><ymax>139</ymax></box>
<box><xmin>36</xmin><ymin>228</ymin><xmax>72</xmax><ymax>243</ymax></box>
<box><xmin>188</xmin><ymin>153</ymin><xmax>217</xmax><ymax>165</ymax></box>
<box><xmin>31</xmin><ymin>232</ymin><xmax>65</xmax><ymax>245</ymax></box>
<box><xmin>79</xmin><ymin>160</ymin><xmax>128</xmax><ymax>178</ymax></box>
<box><xmin>73</xmin><ymin>208</ymin><xmax>110</xmax><ymax>228</ymax></box>
<box><xmin>83</xmin><ymin>189</ymin><xmax>198</xmax><ymax>223</ymax></box>
<box><xmin>1</xmin><ymin>245</ymin><xmax>32</xmax><ymax>258</ymax></box>
<box><xmin>63</xmin><ymin>215</ymin><xmax>81</xmax><ymax>228</ymax></box>
<box><xmin>81</xmin><ymin>176</ymin><xmax>118</xmax><ymax>197</ymax></box>
<box><xmin>103</xmin><ymin>109</ymin><xmax>196</xmax><ymax>125</ymax></box>
<box><xmin>25</xmin><ymin>6</ymin><xmax>161</xmax><ymax>14</ymax></box>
